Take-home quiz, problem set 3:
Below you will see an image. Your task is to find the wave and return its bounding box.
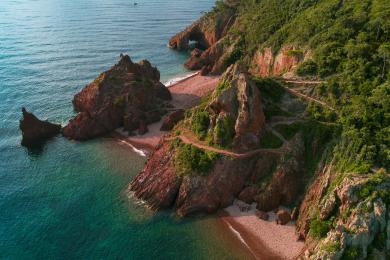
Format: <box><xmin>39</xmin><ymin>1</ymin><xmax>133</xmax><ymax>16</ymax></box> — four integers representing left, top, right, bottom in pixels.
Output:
<box><xmin>117</xmin><ymin>139</ymin><xmax>147</xmax><ymax>157</ymax></box>
<box><xmin>163</xmin><ymin>71</ymin><xmax>198</xmax><ymax>87</ymax></box>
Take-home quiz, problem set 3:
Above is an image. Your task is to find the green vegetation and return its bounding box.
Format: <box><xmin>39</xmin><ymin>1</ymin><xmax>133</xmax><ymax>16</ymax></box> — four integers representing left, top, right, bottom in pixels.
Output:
<box><xmin>309</xmin><ymin>217</ymin><xmax>333</xmax><ymax>239</ymax></box>
<box><xmin>306</xmin><ymin>102</ymin><xmax>337</xmax><ymax>122</ymax></box>
<box><xmin>214</xmin><ymin>79</ymin><xmax>231</xmax><ymax>97</ymax></box>
<box><xmin>253</xmin><ymin>77</ymin><xmax>285</xmax><ymax>103</ymax></box>
<box><xmin>296</xmin><ymin>59</ymin><xmax>318</xmax><ymax>76</ymax></box>
<box><xmin>172</xmin><ymin>140</ymin><xmax>218</xmax><ymax>176</ymax></box>
<box><xmin>357</xmin><ymin>171</ymin><xmax>390</xmax><ymax>204</ymax></box>
<box><xmin>214</xmin><ymin>115</ymin><xmax>235</xmax><ymax>148</ymax></box>
<box><xmin>259</xmin><ymin>131</ymin><xmax>283</xmax><ymax>148</ymax></box>
<box><xmin>275</xmin><ymin>122</ymin><xmax>302</xmax><ymax>140</ymax></box>
<box><xmin>286</xmin><ymin>49</ymin><xmax>303</xmax><ymax>58</ymax></box>
<box><xmin>342</xmin><ymin>246</ymin><xmax>360</xmax><ymax>259</ymax></box>
<box><xmin>320</xmin><ymin>241</ymin><xmax>340</xmax><ymax>253</ymax></box>
<box><xmin>191</xmin><ymin>109</ymin><xmax>210</xmax><ymax>139</ymax></box>
<box><xmin>217</xmin><ymin>0</ymin><xmax>390</xmax><ymax>171</ymax></box>
<box><xmin>301</xmin><ymin>120</ymin><xmax>336</xmax><ymax>177</ymax></box>
<box><xmin>263</xmin><ymin>104</ymin><xmax>292</xmax><ymax>119</ymax></box>
<box><xmin>224</xmin><ymin>38</ymin><xmax>245</xmax><ymax>67</ymax></box>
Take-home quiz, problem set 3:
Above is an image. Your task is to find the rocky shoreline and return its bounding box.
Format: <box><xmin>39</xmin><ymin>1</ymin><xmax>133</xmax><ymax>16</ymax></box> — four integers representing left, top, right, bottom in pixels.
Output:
<box><xmin>19</xmin><ymin>1</ymin><xmax>390</xmax><ymax>259</ymax></box>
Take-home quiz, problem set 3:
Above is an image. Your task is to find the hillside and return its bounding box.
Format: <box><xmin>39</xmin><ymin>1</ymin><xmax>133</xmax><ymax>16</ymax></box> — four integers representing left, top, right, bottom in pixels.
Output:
<box><xmin>131</xmin><ymin>0</ymin><xmax>390</xmax><ymax>259</ymax></box>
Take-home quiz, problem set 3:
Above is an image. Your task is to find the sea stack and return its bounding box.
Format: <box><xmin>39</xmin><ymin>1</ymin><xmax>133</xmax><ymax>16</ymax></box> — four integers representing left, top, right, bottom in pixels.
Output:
<box><xmin>62</xmin><ymin>54</ymin><xmax>171</xmax><ymax>140</ymax></box>
<box><xmin>19</xmin><ymin>107</ymin><xmax>61</xmax><ymax>147</ymax></box>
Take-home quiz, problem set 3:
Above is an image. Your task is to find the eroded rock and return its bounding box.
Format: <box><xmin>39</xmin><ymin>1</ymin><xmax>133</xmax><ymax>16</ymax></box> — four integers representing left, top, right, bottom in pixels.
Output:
<box><xmin>63</xmin><ymin>55</ymin><xmax>171</xmax><ymax>140</ymax></box>
<box><xmin>160</xmin><ymin>109</ymin><xmax>184</xmax><ymax>131</ymax></box>
<box><xmin>19</xmin><ymin>107</ymin><xmax>61</xmax><ymax>147</ymax></box>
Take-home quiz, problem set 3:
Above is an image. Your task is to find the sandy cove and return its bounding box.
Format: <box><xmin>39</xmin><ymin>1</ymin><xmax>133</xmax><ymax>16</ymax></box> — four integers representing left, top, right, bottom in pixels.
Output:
<box><xmin>115</xmin><ymin>73</ymin><xmax>304</xmax><ymax>260</ymax></box>
<box><xmin>222</xmin><ymin>201</ymin><xmax>305</xmax><ymax>260</ymax></box>
<box><xmin>114</xmin><ymin>72</ymin><xmax>220</xmax><ymax>151</ymax></box>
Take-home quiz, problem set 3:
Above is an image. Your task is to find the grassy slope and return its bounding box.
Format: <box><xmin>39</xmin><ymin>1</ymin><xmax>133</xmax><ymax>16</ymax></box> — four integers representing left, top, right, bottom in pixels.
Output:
<box><xmin>219</xmin><ymin>0</ymin><xmax>390</xmax><ymax>171</ymax></box>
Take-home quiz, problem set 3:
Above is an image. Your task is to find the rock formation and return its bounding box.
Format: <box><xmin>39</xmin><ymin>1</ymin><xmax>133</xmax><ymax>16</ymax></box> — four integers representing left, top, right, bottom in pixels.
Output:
<box><xmin>63</xmin><ymin>55</ymin><xmax>171</xmax><ymax>140</ymax></box>
<box><xmin>276</xmin><ymin>209</ymin><xmax>291</xmax><ymax>225</ymax></box>
<box><xmin>19</xmin><ymin>107</ymin><xmax>61</xmax><ymax>147</ymax></box>
<box><xmin>160</xmin><ymin>109</ymin><xmax>185</xmax><ymax>131</ymax></box>
<box><xmin>249</xmin><ymin>46</ymin><xmax>311</xmax><ymax>77</ymax></box>
<box><xmin>129</xmin><ymin>64</ymin><xmax>310</xmax><ymax>217</ymax></box>
<box><xmin>168</xmin><ymin>5</ymin><xmax>236</xmax><ymax>51</ymax></box>
<box><xmin>168</xmin><ymin>3</ymin><xmax>238</xmax><ymax>75</ymax></box>
<box><xmin>300</xmin><ymin>173</ymin><xmax>390</xmax><ymax>259</ymax></box>
<box><xmin>206</xmin><ymin>64</ymin><xmax>266</xmax><ymax>151</ymax></box>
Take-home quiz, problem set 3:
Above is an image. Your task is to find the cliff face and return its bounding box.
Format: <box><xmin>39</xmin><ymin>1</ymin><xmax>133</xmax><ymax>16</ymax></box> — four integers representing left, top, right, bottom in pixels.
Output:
<box><xmin>168</xmin><ymin>4</ymin><xmax>236</xmax><ymax>51</ymax></box>
<box><xmin>169</xmin><ymin>4</ymin><xmax>238</xmax><ymax>75</ymax></box>
<box><xmin>63</xmin><ymin>55</ymin><xmax>171</xmax><ymax>140</ymax></box>
<box><xmin>297</xmin><ymin>169</ymin><xmax>390</xmax><ymax>259</ymax></box>
<box><xmin>249</xmin><ymin>46</ymin><xmax>310</xmax><ymax>77</ymax></box>
<box><xmin>169</xmin><ymin>7</ymin><xmax>309</xmax><ymax>78</ymax></box>
<box><xmin>136</xmin><ymin>0</ymin><xmax>390</xmax><ymax>258</ymax></box>
<box><xmin>129</xmin><ymin>65</ymin><xmax>324</xmax><ymax>217</ymax></box>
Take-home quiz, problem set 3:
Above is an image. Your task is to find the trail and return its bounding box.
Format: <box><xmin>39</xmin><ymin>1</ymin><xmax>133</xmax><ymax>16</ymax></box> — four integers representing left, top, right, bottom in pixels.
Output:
<box><xmin>279</xmin><ymin>78</ymin><xmax>335</xmax><ymax>111</ymax></box>
<box><xmin>176</xmin><ymin>134</ymin><xmax>285</xmax><ymax>158</ymax></box>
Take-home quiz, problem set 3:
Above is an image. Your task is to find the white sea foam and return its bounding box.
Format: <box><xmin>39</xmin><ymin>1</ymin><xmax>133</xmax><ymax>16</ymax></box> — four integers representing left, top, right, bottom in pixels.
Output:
<box><xmin>118</xmin><ymin>139</ymin><xmax>147</xmax><ymax>157</ymax></box>
<box><xmin>225</xmin><ymin>222</ymin><xmax>260</xmax><ymax>260</ymax></box>
<box><xmin>163</xmin><ymin>72</ymin><xmax>198</xmax><ymax>87</ymax></box>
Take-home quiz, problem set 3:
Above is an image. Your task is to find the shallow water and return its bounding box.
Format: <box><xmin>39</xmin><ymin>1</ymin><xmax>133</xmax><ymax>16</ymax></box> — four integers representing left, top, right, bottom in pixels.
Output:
<box><xmin>0</xmin><ymin>0</ymin><xmax>252</xmax><ymax>259</ymax></box>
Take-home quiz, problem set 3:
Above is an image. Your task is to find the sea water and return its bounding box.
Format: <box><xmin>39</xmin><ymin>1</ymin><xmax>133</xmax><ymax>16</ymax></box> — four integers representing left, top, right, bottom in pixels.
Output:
<box><xmin>0</xmin><ymin>0</ymin><xmax>252</xmax><ymax>259</ymax></box>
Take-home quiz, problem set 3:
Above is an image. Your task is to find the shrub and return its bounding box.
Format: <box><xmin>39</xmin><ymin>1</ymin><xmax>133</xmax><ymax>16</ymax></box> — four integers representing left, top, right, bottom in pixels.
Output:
<box><xmin>259</xmin><ymin>131</ymin><xmax>283</xmax><ymax>148</ymax></box>
<box><xmin>296</xmin><ymin>59</ymin><xmax>318</xmax><ymax>76</ymax></box>
<box><xmin>253</xmin><ymin>77</ymin><xmax>285</xmax><ymax>103</ymax></box>
<box><xmin>342</xmin><ymin>246</ymin><xmax>360</xmax><ymax>259</ymax></box>
<box><xmin>214</xmin><ymin>116</ymin><xmax>235</xmax><ymax>148</ymax></box>
<box><xmin>191</xmin><ymin>109</ymin><xmax>210</xmax><ymax>139</ymax></box>
<box><xmin>320</xmin><ymin>241</ymin><xmax>340</xmax><ymax>253</ymax></box>
<box><xmin>275</xmin><ymin>122</ymin><xmax>302</xmax><ymax>140</ymax></box>
<box><xmin>214</xmin><ymin>80</ymin><xmax>231</xmax><ymax>97</ymax></box>
<box><xmin>173</xmin><ymin>142</ymin><xmax>218</xmax><ymax>176</ymax></box>
<box><xmin>286</xmin><ymin>49</ymin><xmax>304</xmax><ymax>58</ymax></box>
<box><xmin>309</xmin><ymin>217</ymin><xmax>332</xmax><ymax>239</ymax></box>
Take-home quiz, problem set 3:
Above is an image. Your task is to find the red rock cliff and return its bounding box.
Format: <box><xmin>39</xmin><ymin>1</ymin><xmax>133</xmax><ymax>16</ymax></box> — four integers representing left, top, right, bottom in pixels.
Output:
<box><xmin>63</xmin><ymin>55</ymin><xmax>171</xmax><ymax>140</ymax></box>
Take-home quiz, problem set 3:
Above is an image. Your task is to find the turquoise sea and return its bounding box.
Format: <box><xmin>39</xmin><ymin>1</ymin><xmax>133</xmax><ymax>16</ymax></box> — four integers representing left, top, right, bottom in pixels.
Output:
<box><xmin>0</xmin><ymin>0</ymin><xmax>252</xmax><ymax>259</ymax></box>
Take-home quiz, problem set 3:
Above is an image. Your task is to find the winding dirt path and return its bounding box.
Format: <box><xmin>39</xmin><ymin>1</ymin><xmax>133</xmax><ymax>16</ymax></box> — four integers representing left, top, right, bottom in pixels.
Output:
<box><xmin>175</xmin><ymin>134</ymin><xmax>285</xmax><ymax>158</ymax></box>
<box><xmin>282</xmin><ymin>85</ymin><xmax>335</xmax><ymax>111</ymax></box>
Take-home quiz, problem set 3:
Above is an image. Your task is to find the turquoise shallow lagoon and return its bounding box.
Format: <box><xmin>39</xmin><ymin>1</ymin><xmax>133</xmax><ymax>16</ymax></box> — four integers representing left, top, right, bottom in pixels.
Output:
<box><xmin>0</xmin><ymin>0</ymin><xmax>251</xmax><ymax>259</ymax></box>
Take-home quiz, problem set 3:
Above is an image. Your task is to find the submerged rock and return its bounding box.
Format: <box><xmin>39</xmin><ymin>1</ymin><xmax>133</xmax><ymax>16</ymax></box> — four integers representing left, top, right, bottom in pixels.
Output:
<box><xmin>63</xmin><ymin>54</ymin><xmax>171</xmax><ymax>140</ymax></box>
<box><xmin>19</xmin><ymin>107</ymin><xmax>61</xmax><ymax>147</ymax></box>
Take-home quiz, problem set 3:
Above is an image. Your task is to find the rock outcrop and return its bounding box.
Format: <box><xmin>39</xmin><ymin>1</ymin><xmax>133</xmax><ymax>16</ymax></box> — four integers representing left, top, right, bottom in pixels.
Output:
<box><xmin>206</xmin><ymin>64</ymin><xmax>266</xmax><ymax>151</ymax></box>
<box><xmin>250</xmin><ymin>46</ymin><xmax>310</xmax><ymax>77</ymax></box>
<box><xmin>63</xmin><ymin>55</ymin><xmax>171</xmax><ymax>140</ymax></box>
<box><xmin>19</xmin><ymin>107</ymin><xmax>61</xmax><ymax>147</ymax></box>
<box><xmin>297</xmin><ymin>170</ymin><xmax>390</xmax><ymax>259</ymax></box>
<box><xmin>129</xmin><ymin>64</ymin><xmax>309</xmax><ymax>217</ymax></box>
<box><xmin>276</xmin><ymin>209</ymin><xmax>291</xmax><ymax>225</ymax></box>
<box><xmin>169</xmin><ymin>2</ymin><xmax>238</xmax><ymax>75</ymax></box>
<box><xmin>130</xmin><ymin>138</ymin><xmax>257</xmax><ymax>216</ymax></box>
<box><xmin>168</xmin><ymin>5</ymin><xmax>236</xmax><ymax>51</ymax></box>
<box><xmin>160</xmin><ymin>109</ymin><xmax>184</xmax><ymax>131</ymax></box>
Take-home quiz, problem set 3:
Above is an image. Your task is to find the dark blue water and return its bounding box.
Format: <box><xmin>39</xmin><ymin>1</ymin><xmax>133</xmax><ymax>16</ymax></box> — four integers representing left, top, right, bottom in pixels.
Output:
<box><xmin>0</xmin><ymin>0</ymin><xmax>252</xmax><ymax>259</ymax></box>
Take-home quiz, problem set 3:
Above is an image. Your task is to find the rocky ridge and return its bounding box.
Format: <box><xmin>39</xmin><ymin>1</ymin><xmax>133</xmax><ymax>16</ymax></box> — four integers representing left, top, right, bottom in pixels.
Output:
<box><xmin>62</xmin><ymin>55</ymin><xmax>171</xmax><ymax>140</ymax></box>
<box><xmin>299</xmin><ymin>171</ymin><xmax>390</xmax><ymax>259</ymax></box>
<box><xmin>129</xmin><ymin>64</ymin><xmax>323</xmax><ymax>217</ymax></box>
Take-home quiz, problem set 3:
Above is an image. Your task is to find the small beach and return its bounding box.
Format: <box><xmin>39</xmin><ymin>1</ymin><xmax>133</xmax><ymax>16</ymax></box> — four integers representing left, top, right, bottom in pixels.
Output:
<box><xmin>115</xmin><ymin>73</ymin><xmax>220</xmax><ymax>152</ymax></box>
<box><xmin>115</xmin><ymin>71</ymin><xmax>305</xmax><ymax>260</ymax></box>
<box><xmin>222</xmin><ymin>202</ymin><xmax>305</xmax><ymax>260</ymax></box>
